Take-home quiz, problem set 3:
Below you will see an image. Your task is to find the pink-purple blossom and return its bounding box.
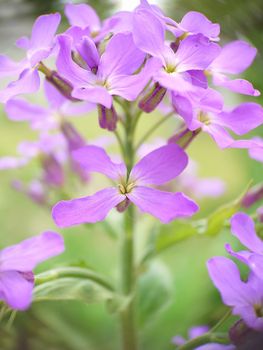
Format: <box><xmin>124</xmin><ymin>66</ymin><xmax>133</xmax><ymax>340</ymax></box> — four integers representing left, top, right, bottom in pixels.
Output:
<box><xmin>0</xmin><ymin>232</ymin><xmax>64</xmax><ymax>310</ymax></box>
<box><xmin>52</xmin><ymin>144</ymin><xmax>198</xmax><ymax>227</ymax></box>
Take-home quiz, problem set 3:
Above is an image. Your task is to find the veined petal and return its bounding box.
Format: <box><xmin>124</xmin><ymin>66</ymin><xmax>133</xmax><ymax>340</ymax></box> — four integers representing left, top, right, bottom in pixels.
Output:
<box><xmin>0</xmin><ymin>68</ymin><xmax>40</xmax><ymax>103</ymax></box>
<box><xmin>108</xmin><ymin>57</ymin><xmax>161</xmax><ymax>101</ymax></box>
<box><xmin>30</xmin><ymin>13</ymin><xmax>61</xmax><ymax>51</ymax></box>
<box><xmin>56</xmin><ymin>35</ymin><xmax>92</xmax><ymax>86</ymax></box>
<box><xmin>133</xmin><ymin>8</ymin><xmax>165</xmax><ymax>60</ymax></box>
<box><xmin>0</xmin><ymin>271</ymin><xmax>33</xmax><ymax>310</ymax></box>
<box><xmin>0</xmin><ymin>55</ymin><xmax>27</xmax><ymax>78</ymax></box>
<box><xmin>207</xmin><ymin>256</ymin><xmax>249</xmax><ymax>307</ymax></box>
<box><xmin>52</xmin><ymin>187</ymin><xmax>125</xmax><ymax>227</ymax></box>
<box><xmin>99</xmin><ymin>33</ymin><xmax>145</xmax><ymax>78</ymax></box>
<box><xmin>0</xmin><ymin>232</ymin><xmax>64</xmax><ymax>272</ymax></box>
<box><xmin>175</xmin><ymin>34</ymin><xmax>220</xmax><ymax>72</ymax></box>
<box><xmin>231</xmin><ymin>212</ymin><xmax>263</xmax><ymax>253</ymax></box>
<box><xmin>179</xmin><ymin>11</ymin><xmax>220</xmax><ymax>40</ymax></box>
<box><xmin>73</xmin><ymin>145</ymin><xmax>126</xmax><ymax>180</ymax></box>
<box><xmin>127</xmin><ymin>187</ymin><xmax>198</xmax><ymax>223</ymax></box>
<box><xmin>217</xmin><ymin>103</ymin><xmax>263</xmax><ymax>135</ymax></box>
<box><xmin>210</xmin><ymin>40</ymin><xmax>257</xmax><ymax>74</ymax></box>
<box><xmin>65</xmin><ymin>3</ymin><xmax>100</xmax><ymax>31</ymax></box>
<box><xmin>130</xmin><ymin>144</ymin><xmax>188</xmax><ymax>185</ymax></box>
<box><xmin>212</xmin><ymin>73</ymin><xmax>260</xmax><ymax>96</ymax></box>
<box><xmin>5</xmin><ymin>98</ymin><xmax>49</xmax><ymax>123</ymax></box>
<box><xmin>72</xmin><ymin>85</ymin><xmax>112</xmax><ymax>108</ymax></box>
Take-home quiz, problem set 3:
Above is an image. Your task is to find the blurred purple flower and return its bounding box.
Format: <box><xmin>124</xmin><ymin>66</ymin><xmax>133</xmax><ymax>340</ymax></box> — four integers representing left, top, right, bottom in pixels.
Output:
<box><xmin>52</xmin><ymin>144</ymin><xmax>198</xmax><ymax>227</ymax></box>
<box><xmin>207</xmin><ymin>256</ymin><xmax>263</xmax><ymax>332</ymax></box>
<box><xmin>0</xmin><ymin>14</ymin><xmax>61</xmax><ymax>102</ymax></box>
<box><xmin>0</xmin><ymin>232</ymin><xmax>64</xmax><ymax>310</ymax></box>
<box><xmin>248</xmin><ymin>137</ymin><xmax>263</xmax><ymax>163</ymax></box>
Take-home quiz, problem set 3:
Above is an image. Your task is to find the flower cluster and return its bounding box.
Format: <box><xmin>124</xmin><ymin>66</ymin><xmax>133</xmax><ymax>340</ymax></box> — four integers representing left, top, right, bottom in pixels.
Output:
<box><xmin>0</xmin><ymin>3</ymin><xmax>262</xmax><ymax>348</ymax></box>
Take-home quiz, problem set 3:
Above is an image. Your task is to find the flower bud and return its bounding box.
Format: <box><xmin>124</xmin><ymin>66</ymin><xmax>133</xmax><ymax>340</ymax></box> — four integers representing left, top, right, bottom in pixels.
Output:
<box><xmin>229</xmin><ymin>319</ymin><xmax>263</xmax><ymax>348</ymax></box>
<box><xmin>98</xmin><ymin>104</ymin><xmax>118</xmax><ymax>131</ymax></box>
<box><xmin>168</xmin><ymin>127</ymin><xmax>201</xmax><ymax>149</ymax></box>
<box><xmin>42</xmin><ymin>154</ymin><xmax>64</xmax><ymax>187</ymax></box>
<box><xmin>116</xmin><ymin>198</ymin><xmax>130</xmax><ymax>213</ymax></box>
<box><xmin>241</xmin><ymin>183</ymin><xmax>263</xmax><ymax>208</ymax></box>
<box><xmin>139</xmin><ymin>83</ymin><xmax>167</xmax><ymax>113</ymax></box>
<box><xmin>61</xmin><ymin>121</ymin><xmax>86</xmax><ymax>151</ymax></box>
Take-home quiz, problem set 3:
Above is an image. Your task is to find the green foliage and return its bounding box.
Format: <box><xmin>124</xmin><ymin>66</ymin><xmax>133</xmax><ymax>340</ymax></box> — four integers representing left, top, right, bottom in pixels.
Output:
<box><xmin>137</xmin><ymin>261</ymin><xmax>173</xmax><ymax>326</ymax></box>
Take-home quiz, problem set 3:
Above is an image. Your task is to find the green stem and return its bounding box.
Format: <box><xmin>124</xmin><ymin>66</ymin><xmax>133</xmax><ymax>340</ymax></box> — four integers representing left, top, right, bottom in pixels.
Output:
<box><xmin>135</xmin><ymin>111</ymin><xmax>174</xmax><ymax>150</ymax></box>
<box><xmin>177</xmin><ymin>332</ymin><xmax>230</xmax><ymax>350</ymax></box>
<box><xmin>120</xmin><ymin>205</ymin><xmax>137</xmax><ymax>350</ymax></box>
<box><xmin>209</xmin><ymin>309</ymin><xmax>232</xmax><ymax>333</ymax></box>
<box><xmin>35</xmin><ymin>267</ymin><xmax>114</xmax><ymax>291</ymax></box>
<box><xmin>119</xmin><ymin>105</ymin><xmax>138</xmax><ymax>350</ymax></box>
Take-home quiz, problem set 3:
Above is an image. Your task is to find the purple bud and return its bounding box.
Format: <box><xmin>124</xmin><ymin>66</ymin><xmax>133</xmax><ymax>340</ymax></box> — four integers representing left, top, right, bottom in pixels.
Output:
<box><xmin>168</xmin><ymin>127</ymin><xmax>201</xmax><ymax>149</ymax></box>
<box><xmin>98</xmin><ymin>104</ymin><xmax>118</xmax><ymax>131</ymax></box>
<box><xmin>229</xmin><ymin>319</ymin><xmax>263</xmax><ymax>348</ymax></box>
<box><xmin>61</xmin><ymin>121</ymin><xmax>86</xmax><ymax>151</ymax></box>
<box><xmin>41</xmin><ymin>154</ymin><xmax>64</xmax><ymax>187</ymax></box>
<box><xmin>116</xmin><ymin>198</ymin><xmax>130</xmax><ymax>213</ymax></box>
<box><xmin>241</xmin><ymin>184</ymin><xmax>263</xmax><ymax>208</ymax></box>
<box><xmin>139</xmin><ymin>83</ymin><xmax>167</xmax><ymax>113</ymax></box>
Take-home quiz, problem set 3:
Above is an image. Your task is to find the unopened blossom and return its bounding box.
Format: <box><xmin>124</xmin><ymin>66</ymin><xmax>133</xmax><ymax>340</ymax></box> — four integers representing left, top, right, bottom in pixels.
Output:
<box><xmin>0</xmin><ymin>14</ymin><xmax>61</xmax><ymax>102</ymax></box>
<box><xmin>0</xmin><ymin>232</ymin><xmax>64</xmax><ymax>310</ymax></box>
<box><xmin>172</xmin><ymin>88</ymin><xmax>263</xmax><ymax>148</ymax></box>
<box><xmin>225</xmin><ymin>212</ymin><xmax>263</xmax><ymax>280</ymax></box>
<box><xmin>207</xmin><ymin>256</ymin><xmax>263</xmax><ymax>331</ymax></box>
<box><xmin>172</xmin><ymin>325</ymin><xmax>235</xmax><ymax>349</ymax></box>
<box><xmin>208</xmin><ymin>40</ymin><xmax>259</xmax><ymax>96</ymax></box>
<box><xmin>12</xmin><ymin>179</ymin><xmax>47</xmax><ymax>206</ymax></box>
<box><xmin>52</xmin><ymin>144</ymin><xmax>198</xmax><ymax>227</ymax></box>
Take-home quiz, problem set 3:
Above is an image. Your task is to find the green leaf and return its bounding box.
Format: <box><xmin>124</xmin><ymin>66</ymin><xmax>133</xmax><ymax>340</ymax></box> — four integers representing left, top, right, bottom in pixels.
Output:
<box><xmin>34</xmin><ymin>277</ymin><xmax>114</xmax><ymax>304</ymax></box>
<box><xmin>137</xmin><ymin>261</ymin><xmax>173</xmax><ymax>326</ymax></box>
<box><xmin>202</xmin><ymin>181</ymin><xmax>252</xmax><ymax>236</ymax></box>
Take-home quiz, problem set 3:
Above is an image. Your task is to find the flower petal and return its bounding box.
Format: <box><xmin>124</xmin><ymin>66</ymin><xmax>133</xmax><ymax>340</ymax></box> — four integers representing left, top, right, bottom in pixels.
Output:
<box><xmin>210</xmin><ymin>40</ymin><xmax>257</xmax><ymax>74</ymax></box>
<box><xmin>133</xmin><ymin>8</ymin><xmax>165</xmax><ymax>59</ymax></box>
<box><xmin>99</xmin><ymin>33</ymin><xmax>145</xmax><ymax>78</ymax></box>
<box><xmin>52</xmin><ymin>187</ymin><xmax>125</xmax><ymax>227</ymax></box>
<box><xmin>175</xmin><ymin>34</ymin><xmax>220</xmax><ymax>73</ymax></box>
<box><xmin>130</xmin><ymin>144</ymin><xmax>188</xmax><ymax>185</ymax></box>
<box><xmin>0</xmin><ymin>231</ymin><xmax>64</xmax><ymax>271</ymax></box>
<box><xmin>72</xmin><ymin>85</ymin><xmax>112</xmax><ymax>108</ymax></box>
<box><xmin>0</xmin><ymin>69</ymin><xmax>40</xmax><ymax>103</ymax></box>
<box><xmin>231</xmin><ymin>212</ymin><xmax>263</xmax><ymax>253</ymax></box>
<box><xmin>5</xmin><ymin>98</ymin><xmax>49</xmax><ymax>123</ymax></box>
<box><xmin>207</xmin><ymin>256</ymin><xmax>249</xmax><ymax>307</ymax></box>
<box><xmin>30</xmin><ymin>13</ymin><xmax>61</xmax><ymax>51</ymax></box>
<box><xmin>0</xmin><ymin>55</ymin><xmax>27</xmax><ymax>78</ymax></box>
<box><xmin>72</xmin><ymin>145</ymin><xmax>126</xmax><ymax>180</ymax></box>
<box><xmin>249</xmin><ymin>254</ymin><xmax>263</xmax><ymax>280</ymax></box>
<box><xmin>65</xmin><ymin>3</ymin><xmax>100</xmax><ymax>31</ymax></box>
<box><xmin>212</xmin><ymin>73</ymin><xmax>260</xmax><ymax>96</ymax></box>
<box><xmin>127</xmin><ymin>186</ymin><xmax>198</xmax><ymax>223</ymax></box>
<box><xmin>203</xmin><ymin>123</ymin><xmax>234</xmax><ymax>149</ymax></box>
<box><xmin>0</xmin><ymin>271</ymin><xmax>33</xmax><ymax>310</ymax></box>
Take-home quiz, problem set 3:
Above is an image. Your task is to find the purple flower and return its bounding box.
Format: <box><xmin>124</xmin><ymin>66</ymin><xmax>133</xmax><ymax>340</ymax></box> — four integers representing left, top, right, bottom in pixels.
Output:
<box><xmin>172</xmin><ymin>88</ymin><xmax>263</xmax><ymax>148</ymax></box>
<box><xmin>52</xmin><ymin>144</ymin><xmax>198</xmax><ymax>227</ymax></box>
<box><xmin>208</xmin><ymin>40</ymin><xmax>259</xmax><ymax>96</ymax></box>
<box><xmin>0</xmin><ymin>14</ymin><xmax>61</xmax><ymax>102</ymax></box>
<box><xmin>133</xmin><ymin>9</ymin><xmax>220</xmax><ymax>97</ymax></box>
<box><xmin>225</xmin><ymin>213</ymin><xmax>263</xmax><ymax>280</ymax></box>
<box><xmin>56</xmin><ymin>32</ymin><xmax>156</xmax><ymax>108</ymax></box>
<box><xmin>172</xmin><ymin>325</ymin><xmax>234</xmax><ymax>349</ymax></box>
<box><xmin>12</xmin><ymin>180</ymin><xmax>47</xmax><ymax>206</ymax></box>
<box><xmin>248</xmin><ymin>137</ymin><xmax>263</xmax><ymax>163</ymax></box>
<box><xmin>207</xmin><ymin>256</ymin><xmax>263</xmax><ymax>332</ymax></box>
<box><xmin>0</xmin><ymin>232</ymin><xmax>64</xmax><ymax>310</ymax></box>
<box><xmin>64</xmin><ymin>3</ymin><xmax>133</xmax><ymax>43</ymax></box>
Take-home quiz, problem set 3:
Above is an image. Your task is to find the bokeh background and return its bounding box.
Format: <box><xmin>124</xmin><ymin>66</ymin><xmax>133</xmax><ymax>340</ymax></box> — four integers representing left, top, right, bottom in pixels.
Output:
<box><xmin>0</xmin><ymin>0</ymin><xmax>262</xmax><ymax>349</ymax></box>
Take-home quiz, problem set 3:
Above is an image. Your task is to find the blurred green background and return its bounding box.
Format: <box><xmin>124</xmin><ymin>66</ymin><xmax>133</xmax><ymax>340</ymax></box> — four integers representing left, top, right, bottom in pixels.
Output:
<box><xmin>0</xmin><ymin>0</ymin><xmax>262</xmax><ymax>349</ymax></box>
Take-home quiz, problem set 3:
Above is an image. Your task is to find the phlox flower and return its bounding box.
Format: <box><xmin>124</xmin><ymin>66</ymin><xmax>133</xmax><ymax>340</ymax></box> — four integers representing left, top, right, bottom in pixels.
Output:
<box><xmin>172</xmin><ymin>88</ymin><xmax>263</xmax><ymax>148</ymax></box>
<box><xmin>0</xmin><ymin>232</ymin><xmax>64</xmax><ymax>310</ymax></box>
<box><xmin>132</xmin><ymin>9</ymin><xmax>220</xmax><ymax>96</ymax></box>
<box><xmin>52</xmin><ymin>144</ymin><xmax>198</xmax><ymax>227</ymax></box>
<box><xmin>225</xmin><ymin>212</ymin><xmax>263</xmax><ymax>281</ymax></box>
<box><xmin>207</xmin><ymin>256</ymin><xmax>263</xmax><ymax>332</ymax></box>
<box><xmin>0</xmin><ymin>14</ymin><xmax>61</xmax><ymax>102</ymax></box>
